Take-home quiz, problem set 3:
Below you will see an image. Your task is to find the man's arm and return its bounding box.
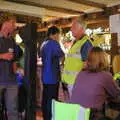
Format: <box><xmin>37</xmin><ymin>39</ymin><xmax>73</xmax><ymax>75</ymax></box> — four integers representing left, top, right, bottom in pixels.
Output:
<box><xmin>81</xmin><ymin>40</ymin><xmax>93</xmax><ymax>61</ymax></box>
<box><xmin>0</xmin><ymin>52</ymin><xmax>14</xmax><ymax>60</ymax></box>
<box><xmin>80</xmin><ymin>40</ymin><xmax>93</xmax><ymax>69</ymax></box>
<box><xmin>104</xmin><ymin>73</ymin><xmax>120</xmax><ymax>98</ymax></box>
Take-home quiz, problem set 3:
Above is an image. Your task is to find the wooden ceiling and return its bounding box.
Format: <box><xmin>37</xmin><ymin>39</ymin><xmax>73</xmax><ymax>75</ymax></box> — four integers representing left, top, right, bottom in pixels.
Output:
<box><xmin>4</xmin><ymin>0</ymin><xmax>120</xmax><ymax>15</ymax></box>
<box><xmin>0</xmin><ymin>0</ymin><xmax>120</xmax><ymax>31</ymax></box>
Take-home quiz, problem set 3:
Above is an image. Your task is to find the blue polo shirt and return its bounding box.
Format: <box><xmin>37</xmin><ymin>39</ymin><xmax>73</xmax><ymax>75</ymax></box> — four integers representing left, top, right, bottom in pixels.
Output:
<box><xmin>41</xmin><ymin>39</ymin><xmax>64</xmax><ymax>84</ymax></box>
<box><xmin>81</xmin><ymin>40</ymin><xmax>93</xmax><ymax>61</ymax></box>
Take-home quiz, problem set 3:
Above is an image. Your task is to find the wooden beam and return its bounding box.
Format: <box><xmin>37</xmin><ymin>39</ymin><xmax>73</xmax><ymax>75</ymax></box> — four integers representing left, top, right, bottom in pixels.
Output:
<box><xmin>0</xmin><ymin>1</ymin><xmax>45</xmax><ymax>18</ymax></box>
<box><xmin>87</xmin><ymin>19</ymin><xmax>109</xmax><ymax>29</ymax></box>
<box><xmin>6</xmin><ymin>0</ymin><xmax>83</xmax><ymax>15</ymax></box>
<box><xmin>86</xmin><ymin>18</ymin><xmax>108</xmax><ymax>24</ymax></box>
<box><xmin>67</xmin><ymin>0</ymin><xmax>106</xmax><ymax>9</ymax></box>
<box><xmin>111</xmin><ymin>33</ymin><xmax>118</xmax><ymax>56</ymax></box>
<box><xmin>37</xmin><ymin>23</ymin><xmax>71</xmax><ymax>32</ymax></box>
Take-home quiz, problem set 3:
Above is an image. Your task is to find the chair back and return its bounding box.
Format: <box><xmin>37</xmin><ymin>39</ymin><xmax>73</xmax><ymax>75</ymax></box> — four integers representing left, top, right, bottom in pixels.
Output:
<box><xmin>52</xmin><ymin>99</ymin><xmax>90</xmax><ymax>120</ymax></box>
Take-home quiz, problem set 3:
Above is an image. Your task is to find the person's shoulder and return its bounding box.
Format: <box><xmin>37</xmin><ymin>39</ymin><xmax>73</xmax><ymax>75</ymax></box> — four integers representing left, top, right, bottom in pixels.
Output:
<box><xmin>80</xmin><ymin>70</ymin><xmax>112</xmax><ymax>78</ymax></box>
<box><xmin>50</xmin><ymin>40</ymin><xmax>60</xmax><ymax>48</ymax></box>
<box><xmin>101</xmin><ymin>71</ymin><xmax>112</xmax><ymax>76</ymax></box>
<box><xmin>44</xmin><ymin>39</ymin><xmax>56</xmax><ymax>45</ymax></box>
<box><xmin>41</xmin><ymin>40</ymin><xmax>49</xmax><ymax>47</ymax></box>
<box><xmin>81</xmin><ymin>39</ymin><xmax>93</xmax><ymax>50</ymax></box>
<box><xmin>41</xmin><ymin>39</ymin><xmax>53</xmax><ymax>51</ymax></box>
<box><xmin>100</xmin><ymin>71</ymin><xmax>113</xmax><ymax>80</ymax></box>
<box><xmin>76</xmin><ymin>70</ymin><xmax>89</xmax><ymax>81</ymax></box>
<box><xmin>40</xmin><ymin>41</ymin><xmax>47</xmax><ymax>50</ymax></box>
<box><xmin>50</xmin><ymin>39</ymin><xmax>58</xmax><ymax>44</ymax></box>
<box><xmin>84</xmin><ymin>40</ymin><xmax>92</xmax><ymax>46</ymax></box>
<box><xmin>78</xmin><ymin>70</ymin><xmax>88</xmax><ymax>76</ymax></box>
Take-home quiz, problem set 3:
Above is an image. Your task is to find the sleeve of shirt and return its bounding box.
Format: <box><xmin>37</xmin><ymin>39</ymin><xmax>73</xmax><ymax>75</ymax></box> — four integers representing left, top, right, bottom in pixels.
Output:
<box><xmin>52</xmin><ymin>41</ymin><xmax>64</xmax><ymax>58</ymax></box>
<box><xmin>103</xmin><ymin>73</ymin><xmax>120</xmax><ymax>98</ymax></box>
<box><xmin>80</xmin><ymin>40</ymin><xmax>93</xmax><ymax>61</ymax></box>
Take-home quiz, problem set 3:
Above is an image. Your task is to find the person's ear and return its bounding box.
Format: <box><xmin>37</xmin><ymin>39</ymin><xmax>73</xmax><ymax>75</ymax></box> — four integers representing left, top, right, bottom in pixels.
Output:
<box><xmin>72</xmin><ymin>18</ymin><xmax>77</xmax><ymax>25</ymax></box>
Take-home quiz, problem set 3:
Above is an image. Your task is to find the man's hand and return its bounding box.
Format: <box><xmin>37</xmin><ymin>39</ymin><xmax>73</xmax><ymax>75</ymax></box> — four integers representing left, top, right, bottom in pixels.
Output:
<box><xmin>0</xmin><ymin>52</ymin><xmax>14</xmax><ymax>61</ymax></box>
<box><xmin>13</xmin><ymin>62</ymin><xmax>17</xmax><ymax>73</ymax></box>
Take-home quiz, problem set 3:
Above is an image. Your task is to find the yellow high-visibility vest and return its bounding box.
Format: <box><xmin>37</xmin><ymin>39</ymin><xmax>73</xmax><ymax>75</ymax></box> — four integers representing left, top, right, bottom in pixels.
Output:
<box><xmin>62</xmin><ymin>35</ymin><xmax>92</xmax><ymax>85</ymax></box>
<box><xmin>114</xmin><ymin>72</ymin><xmax>120</xmax><ymax>80</ymax></box>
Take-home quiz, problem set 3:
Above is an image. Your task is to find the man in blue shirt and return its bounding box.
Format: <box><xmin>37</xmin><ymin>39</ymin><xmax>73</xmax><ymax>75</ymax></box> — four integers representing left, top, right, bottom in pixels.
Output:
<box><xmin>40</xmin><ymin>26</ymin><xmax>64</xmax><ymax>120</ymax></box>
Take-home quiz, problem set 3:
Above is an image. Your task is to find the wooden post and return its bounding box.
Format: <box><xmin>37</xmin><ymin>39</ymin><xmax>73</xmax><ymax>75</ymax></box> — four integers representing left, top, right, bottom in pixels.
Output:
<box><xmin>110</xmin><ymin>33</ymin><xmax>118</xmax><ymax>73</ymax></box>
<box><xmin>21</xmin><ymin>23</ymin><xmax>37</xmax><ymax>120</ymax></box>
<box><xmin>111</xmin><ymin>33</ymin><xmax>118</xmax><ymax>56</ymax></box>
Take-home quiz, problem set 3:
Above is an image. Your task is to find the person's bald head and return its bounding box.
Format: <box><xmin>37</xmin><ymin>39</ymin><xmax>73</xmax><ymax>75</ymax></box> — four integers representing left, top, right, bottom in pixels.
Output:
<box><xmin>71</xmin><ymin>18</ymin><xmax>87</xmax><ymax>40</ymax></box>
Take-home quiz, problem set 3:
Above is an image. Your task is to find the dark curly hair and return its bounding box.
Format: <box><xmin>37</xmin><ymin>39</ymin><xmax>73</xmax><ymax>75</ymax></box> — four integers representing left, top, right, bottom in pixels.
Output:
<box><xmin>47</xmin><ymin>26</ymin><xmax>60</xmax><ymax>37</ymax></box>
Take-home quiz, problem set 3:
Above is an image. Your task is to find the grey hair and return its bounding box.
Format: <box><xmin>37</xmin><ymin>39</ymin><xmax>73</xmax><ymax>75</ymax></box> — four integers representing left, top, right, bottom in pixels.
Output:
<box><xmin>76</xmin><ymin>18</ymin><xmax>87</xmax><ymax>30</ymax></box>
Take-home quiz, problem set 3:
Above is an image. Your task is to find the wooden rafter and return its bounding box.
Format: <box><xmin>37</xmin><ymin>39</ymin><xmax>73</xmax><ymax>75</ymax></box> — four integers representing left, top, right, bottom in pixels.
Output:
<box><xmin>67</xmin><ymin>0</ymin><xmax>106</xmax><ymax>9</ymax></box>
<box><xmin>6</xmin><ymin>0</ymin><xmax>84</xmax><ymax>15</ymax></box>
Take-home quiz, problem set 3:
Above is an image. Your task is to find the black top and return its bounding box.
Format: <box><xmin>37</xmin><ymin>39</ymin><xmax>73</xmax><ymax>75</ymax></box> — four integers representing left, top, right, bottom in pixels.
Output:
<box><xmin>0</xmin><ymin>35</ymin><xmax>17</xmax><ymax>85</ymax></box>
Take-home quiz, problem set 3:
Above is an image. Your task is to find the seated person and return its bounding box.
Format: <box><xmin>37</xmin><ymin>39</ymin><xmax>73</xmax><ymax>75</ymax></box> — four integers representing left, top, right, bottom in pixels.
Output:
<box><xmin>69</xmin><ymin>47</ymin><xmax>120</xmax><ymax>120</ymax></box>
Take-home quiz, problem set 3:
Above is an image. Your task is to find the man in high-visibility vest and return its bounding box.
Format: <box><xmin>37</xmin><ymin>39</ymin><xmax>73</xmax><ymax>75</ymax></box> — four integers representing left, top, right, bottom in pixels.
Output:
<box><xmin>62</xmin><ymin>18</ymin><xmax>93</xmax><ymax>97</ymax></box>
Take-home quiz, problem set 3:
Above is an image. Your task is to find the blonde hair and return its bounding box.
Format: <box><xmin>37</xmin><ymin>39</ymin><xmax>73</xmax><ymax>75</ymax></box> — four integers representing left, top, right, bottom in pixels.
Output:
<box><xmin>87</xmin><ymin>47</ymin><xmax>109</xmax><ymax>72</ymax></box>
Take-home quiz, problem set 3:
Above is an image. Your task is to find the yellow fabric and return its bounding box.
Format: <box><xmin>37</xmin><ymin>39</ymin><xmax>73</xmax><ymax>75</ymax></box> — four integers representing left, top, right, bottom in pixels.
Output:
<box><xmin>62</xmin><ymin>73</ymin><xmax>78</xmax><ymax>85</ymax></box>
<box><xmin>92</xmin><ymin>34</ymin><xmax>104</xmax><ymax>46</ymax></box>
<box><xmin>114</xmin><ymin>72</ymin><xmax>120</xmax><ymax>80</ymax></box>
<box><xmin>62</xmin><ymin>35</ymin><xmax>92</xmax><ymax>84</ymax></box>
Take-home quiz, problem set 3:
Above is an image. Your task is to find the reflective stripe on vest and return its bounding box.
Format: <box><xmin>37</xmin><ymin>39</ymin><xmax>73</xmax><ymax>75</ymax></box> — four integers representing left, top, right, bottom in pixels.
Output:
<box><xmin>62</xmin><ymin>71</ymin><xmax>79</xmax><ymax>84</ymax></box>
<box><xmin>62</xmin><ymin>35</ymin><xmax>92</xmax><ymax>84</ymax></box>
<box><xmin>62</xmin><ymin>70</ymin><xmax>79</xmax><ymax>75</ymax></box>
<box><xmin>67</xmin><ymin>53</ymin><xmax>82</xmax><ymax>59</ymax></box>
